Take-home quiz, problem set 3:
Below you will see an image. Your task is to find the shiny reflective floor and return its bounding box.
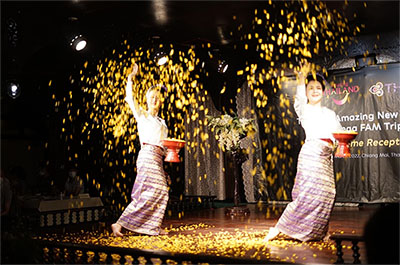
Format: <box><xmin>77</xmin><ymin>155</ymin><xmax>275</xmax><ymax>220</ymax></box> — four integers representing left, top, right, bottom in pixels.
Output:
<box><xmin>27</xmin><ymin>203</ymin><xmax>382</xmax><ymax>264</ymax></box>
<box><xmin>160</xmin><ymin>203</ymin><xmax>378</xmax><ymax>264</ymax></box>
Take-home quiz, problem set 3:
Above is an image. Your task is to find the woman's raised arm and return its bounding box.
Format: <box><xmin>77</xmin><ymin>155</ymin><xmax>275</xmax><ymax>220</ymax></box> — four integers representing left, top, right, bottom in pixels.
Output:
<box><xmin>125</xmin><ymin>63</ymin><xmax>142</xmax><ymax>119</ymax></box>
<box><xmin>293</xmin><ymin>62</ymin><xmax>312</xmax><ymax>118</ymax></box>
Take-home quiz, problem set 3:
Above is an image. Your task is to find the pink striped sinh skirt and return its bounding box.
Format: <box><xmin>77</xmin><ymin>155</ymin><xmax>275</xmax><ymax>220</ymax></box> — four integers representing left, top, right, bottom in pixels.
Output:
<box><xmin>275</xmin><ymin>139</ymin><xmax>335</xmax><ymax>241</ymax></box>
<box><xmin>116</xmin><ymin>144</ymin><xmax>168</xmax><ymax>235</ymax></box>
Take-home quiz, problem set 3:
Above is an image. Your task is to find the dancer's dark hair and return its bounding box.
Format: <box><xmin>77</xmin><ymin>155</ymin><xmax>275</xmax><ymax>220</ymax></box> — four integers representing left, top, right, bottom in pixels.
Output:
<box><xmin>306</xmin><ymin>73</ymin><xmax>326</xmax><ymax>91</ymax></box>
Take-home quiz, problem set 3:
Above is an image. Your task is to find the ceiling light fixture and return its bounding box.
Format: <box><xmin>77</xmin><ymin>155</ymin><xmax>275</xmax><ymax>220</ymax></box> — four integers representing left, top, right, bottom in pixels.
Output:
<box><xmin>70</xmin><ymin>34</ymin><xmax>87</xmax><ymax>51</ymax></box>
<box><xmin>154</xmin><ymin>51</ymin><xmax>168</xmax><ymax>66</ymax></box>
<box><xmin>218</xmin><ymin>60</ymin><xmax>229</xmax><ymax>73</ymax></box>
<box><xmin>152</xmin><ymin>0</ymin><xmax>168</xmax><ymax>25</ymax></box>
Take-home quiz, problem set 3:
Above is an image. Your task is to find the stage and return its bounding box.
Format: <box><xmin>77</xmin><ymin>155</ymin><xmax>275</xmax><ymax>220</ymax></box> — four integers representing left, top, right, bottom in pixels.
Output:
<box><xmin>25</xmin><ymin>202</ymin><xmax>382</xmax><ymax>264</ymax></box>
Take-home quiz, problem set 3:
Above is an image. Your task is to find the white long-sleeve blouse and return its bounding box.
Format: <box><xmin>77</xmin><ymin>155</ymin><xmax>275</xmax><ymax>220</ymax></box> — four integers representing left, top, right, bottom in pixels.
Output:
<box><xmin>294</xmin><ymin>84</ymin><xmax>343</xmax><ymax>142</ymax></box>
<box><xmin>125</xmin><ymin>80</ymin><xmax>168</xmax><ymax>148</ymax></box>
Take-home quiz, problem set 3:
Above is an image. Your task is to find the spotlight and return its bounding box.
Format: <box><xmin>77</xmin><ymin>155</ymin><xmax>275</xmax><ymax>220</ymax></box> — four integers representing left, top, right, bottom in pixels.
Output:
<box><xmin>151</xmin><ymin>0</ymin><xmax>168</xmax><ymax>25</ymax></box>
<box><xmin>7</xmin><ymin>81</ymin><xmax>21</xmax><ymax>99</ymax></box>
<box><xmin>154</xmin><ymin>51</ymin><xmax>168</xmax><ymax>66</ymax></box>
<box><xmin>218</xmin><ymin>60</ymin><xmax>229</xmax><ymax>73</ymax></box>
<box><xmin>69</xmin><ymin>34</ymin><xmax>87</xmax><ymax>51</ymax></box>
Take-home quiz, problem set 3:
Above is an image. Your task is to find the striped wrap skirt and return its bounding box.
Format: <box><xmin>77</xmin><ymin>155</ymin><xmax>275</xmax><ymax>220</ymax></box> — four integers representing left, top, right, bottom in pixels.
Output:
<box><xmin>116</xmin><ymin>144</ymin><xmax>169</xmax><ymax>235</ymax></box>
<box><xmin>275</xmin><ymin>139</ymin><xmax>336</xmax><ymax>241</ymax></box>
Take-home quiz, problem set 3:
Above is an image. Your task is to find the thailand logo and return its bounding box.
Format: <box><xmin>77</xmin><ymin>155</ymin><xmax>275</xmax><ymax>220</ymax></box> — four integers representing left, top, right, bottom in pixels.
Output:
<box><xmin>331</xmin><ymin>91</ymin><xmax>349</xmax><ymax>105</ymax></box>
<box><xmin>369</xmin><ymin>82</ymin><xmax>384</xmax><ymax>97</ymax></box>
<box><xmin>325</xmin><ymin>82</ymin><xmax>360</xmax><ymax>106</ymax></box>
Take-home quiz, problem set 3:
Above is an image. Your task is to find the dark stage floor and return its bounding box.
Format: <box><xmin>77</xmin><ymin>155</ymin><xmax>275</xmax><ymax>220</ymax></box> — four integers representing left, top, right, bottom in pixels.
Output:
<box><xmin>30</xmin><ymin>203</ymin><xmax>382</xmax><ymax>264</ymax></box>
<box><xmin>162</xmin><ymin>203</ymin><xmax>375</xmax><ymax>264</ymax></box>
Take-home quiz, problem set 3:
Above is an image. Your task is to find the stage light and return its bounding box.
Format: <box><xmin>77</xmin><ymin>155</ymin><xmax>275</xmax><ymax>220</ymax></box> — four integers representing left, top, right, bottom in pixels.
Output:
<box><xmin>151</xmin><ymin>0</ymin><xmax>168</xmax><ymax>25</ymax></box>
<box><xmin>69</xmin><ymin>34</ymin><xmax>87</xmax><ymax>51</ymax></box>
<box><xmin>7</xmin><ymin>81</ymin><xmax>21</xmax><ymax>99</ymax></box>
<box><xmin>150</xmin><ymin>36</ymin><xmax>168</xmax><ymax>66</ymax></box>
<box><xmin>154</xmin><ymin>51</ymin><xmax>168</xmax><ymax>66</ymax></box>
<box><xmin>218</xmin><ymin>60</ymin><xmax>229</xmax><ymax>73</ymax></box>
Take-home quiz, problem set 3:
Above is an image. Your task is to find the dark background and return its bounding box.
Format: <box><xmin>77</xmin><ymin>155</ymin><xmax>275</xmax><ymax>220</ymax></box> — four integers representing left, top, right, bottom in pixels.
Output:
<box><xmin>1</xmin><ymin>1</ymin><xmax>399</xmax><ymax>205</ymax></box>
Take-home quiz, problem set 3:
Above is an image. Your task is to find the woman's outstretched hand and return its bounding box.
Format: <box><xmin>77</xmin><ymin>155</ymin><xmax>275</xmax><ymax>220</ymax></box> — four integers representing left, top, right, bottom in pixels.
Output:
<box><xmin>127</xmin><ymin>63</ymin><xmax>139</xmax><ymax>82</ymax></box>
<box><xmin>294</xmin><ymin>61</ymin><xmax>312</xmax><ymax>85</ymax></box>
<box><xmin>125</xmin><ymin>63</ymin><xmax>140</xmax><ymax>110</ymax></box>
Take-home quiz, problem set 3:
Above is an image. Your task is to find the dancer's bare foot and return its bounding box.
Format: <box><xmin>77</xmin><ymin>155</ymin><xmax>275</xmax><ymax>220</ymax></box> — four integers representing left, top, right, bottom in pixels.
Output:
<box><xmin>322</xmin><ymin>232</ymin><xmax>331</xmax><ymax>242</ymax></box>
<box><xmin>159</xmin><ymin>229</ymin><xmax>168</xmax><ymax>235</ymax></box>
<box><xmin>263</xmin><ymin>227</ymin><xmax>279</xmax><ymax>242</ymax></box>
<box><xmin>111</xmin><ymin>223</ymin><xmax>124</xmax><ymax>237</ymax></box>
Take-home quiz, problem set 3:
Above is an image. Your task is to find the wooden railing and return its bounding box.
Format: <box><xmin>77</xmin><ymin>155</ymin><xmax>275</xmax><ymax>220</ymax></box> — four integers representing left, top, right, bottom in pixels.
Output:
<box><xmin>32</xmin><ymin>239</ymin><xmax>291</xmax><ymax>264</ymax></box>
<box><xmin>330</xmin><ymin>234</ymin><xmax>365</xmax><ymax>264</ymax></box>
<box><xmin>23</xmin><ymin>206</ymin><xmax>105</xmax><ymax>229</ymax></box>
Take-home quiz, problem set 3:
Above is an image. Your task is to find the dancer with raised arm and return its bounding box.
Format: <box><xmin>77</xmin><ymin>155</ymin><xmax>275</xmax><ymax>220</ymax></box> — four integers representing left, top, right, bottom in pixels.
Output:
<box><xmin>111</xmin><ymin>63</ymin><xmax>169</xmax><ymax>236</ymax></box>
<box><xmin>264</xmin><ymin>62</ymin><xmax>343</xmax><ymax>242</ymax></box>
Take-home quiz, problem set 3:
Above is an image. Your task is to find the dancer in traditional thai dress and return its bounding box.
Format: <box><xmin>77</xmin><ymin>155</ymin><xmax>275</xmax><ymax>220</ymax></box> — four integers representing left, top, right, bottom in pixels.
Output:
<box><xmin>264</xmin><ymin>62</ymin><xmax>343</xmax><ymax>242</ymax></box>
<box><xmin>111</xmin><ymin>63</ymin><xmax>169</xmax><ymax>236</ymax></box>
